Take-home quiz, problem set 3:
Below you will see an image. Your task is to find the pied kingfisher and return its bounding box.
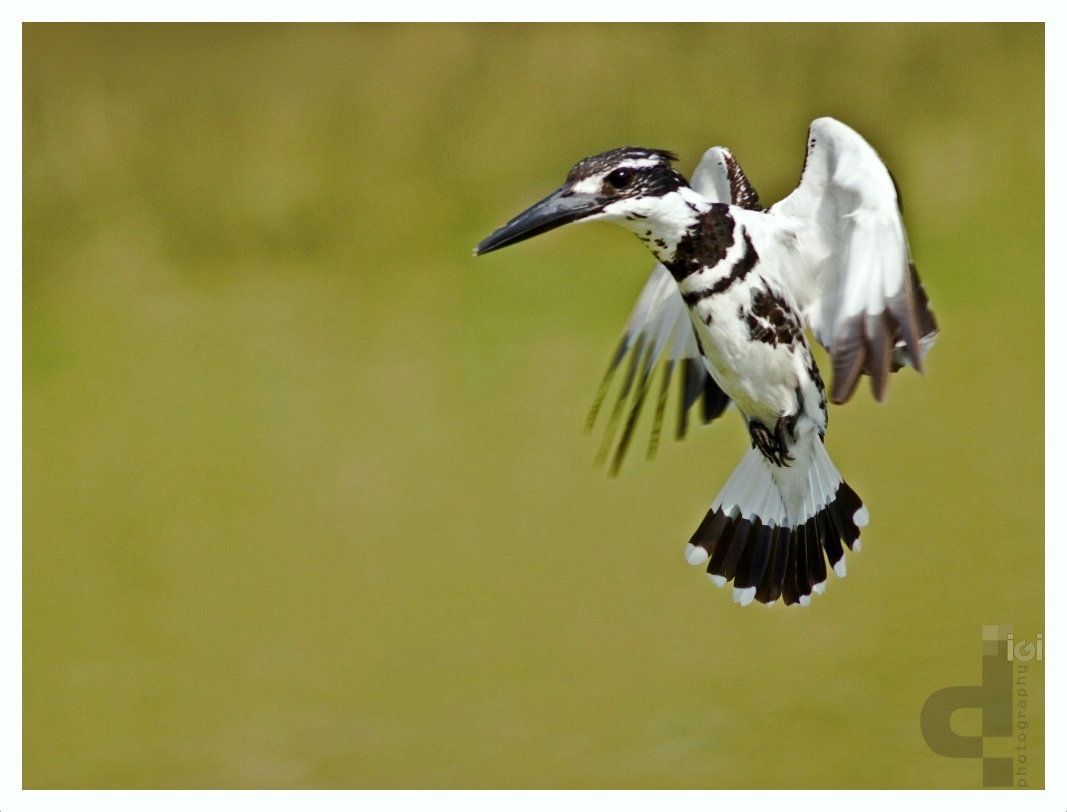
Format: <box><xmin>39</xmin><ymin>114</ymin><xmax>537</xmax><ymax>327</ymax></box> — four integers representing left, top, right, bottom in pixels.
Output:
<box><xmin>474</xmin><ymin>118</ymin><xmax>937</xmax><ymax>607</ymax></box>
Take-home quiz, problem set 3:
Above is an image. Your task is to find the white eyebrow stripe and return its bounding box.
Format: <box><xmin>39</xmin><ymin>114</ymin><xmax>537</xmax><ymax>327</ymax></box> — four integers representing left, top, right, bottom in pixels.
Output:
<box><xmin>568</xmin><ymin>158</ymin><xmax>665</xmax><ymax>194</ymax></box>
<box><xmin>570</xmin><ymin>175</ymin><xmax>605</xmax><ymax>194</ymax></box>
<box><xmin>616</xmin><ymin>158</ymin><xmax>660</xmax><ymax>169</ymax></box>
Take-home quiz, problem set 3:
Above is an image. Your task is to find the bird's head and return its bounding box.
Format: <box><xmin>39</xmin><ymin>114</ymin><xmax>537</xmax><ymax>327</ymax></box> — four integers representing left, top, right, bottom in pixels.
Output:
<box><xmin>474</xmin><ymin>147</ymin><xmax>701</xmax><ymax>258</ymax></box>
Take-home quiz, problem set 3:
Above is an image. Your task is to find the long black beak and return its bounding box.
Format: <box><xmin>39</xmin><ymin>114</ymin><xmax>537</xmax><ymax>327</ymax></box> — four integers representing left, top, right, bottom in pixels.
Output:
<box><xmin>473</xmin><ymin>186</ymin><xmax>603</xmax><ymax>256</ymax></box>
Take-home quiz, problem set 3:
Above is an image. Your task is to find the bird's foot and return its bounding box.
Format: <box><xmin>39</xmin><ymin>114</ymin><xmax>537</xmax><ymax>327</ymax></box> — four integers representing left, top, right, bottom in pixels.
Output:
<box><xmin>749</xmin><ymin>415</ymin><xmax>796</xmax><ymax>467</ymax></box>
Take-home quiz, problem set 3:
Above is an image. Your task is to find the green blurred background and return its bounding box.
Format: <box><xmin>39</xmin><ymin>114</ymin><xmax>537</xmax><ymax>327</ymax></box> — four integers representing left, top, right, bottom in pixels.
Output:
<box><xmin>23</xmin><ymin>23</ymin><xmax>1043</xmax><ymax>788</ymax></box>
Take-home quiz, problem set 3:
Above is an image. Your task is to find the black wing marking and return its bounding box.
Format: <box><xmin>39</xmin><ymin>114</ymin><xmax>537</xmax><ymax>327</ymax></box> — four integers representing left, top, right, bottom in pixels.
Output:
<box><xmin>587</xmin><ymin>329</ymin><xmax>730</xmax><ymax>476</ymax></box>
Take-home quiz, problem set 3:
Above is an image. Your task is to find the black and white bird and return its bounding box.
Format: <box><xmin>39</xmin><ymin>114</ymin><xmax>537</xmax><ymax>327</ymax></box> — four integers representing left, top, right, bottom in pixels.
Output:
<box><xmin>474</xmin><ymin>118</ymin><xmax>937</xmax><ymax>607</ymax></box>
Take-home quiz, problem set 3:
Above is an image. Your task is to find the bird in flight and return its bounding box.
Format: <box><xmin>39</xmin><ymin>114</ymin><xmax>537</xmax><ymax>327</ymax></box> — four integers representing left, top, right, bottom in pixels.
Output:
<box><xmin>474</xmin><ymin>118</ymin><xmax>937</xmax><ymax>607</ymax></box>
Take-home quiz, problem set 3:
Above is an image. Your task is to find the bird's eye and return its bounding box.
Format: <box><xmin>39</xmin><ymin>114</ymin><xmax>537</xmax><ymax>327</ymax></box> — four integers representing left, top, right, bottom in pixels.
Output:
<box><xmin>606</xmin><ymin>168</ymin><xmax>634</xmax><ymax>189</ymax></box>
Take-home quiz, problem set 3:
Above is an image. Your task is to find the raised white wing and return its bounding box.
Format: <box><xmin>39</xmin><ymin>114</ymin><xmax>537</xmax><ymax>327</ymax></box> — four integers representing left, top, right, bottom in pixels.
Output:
<box><xmin>772</xmin><ymin>117</ymin><xmax>938</xmax><ymax>404</ymax></box>
<box><xmin>692</xmin><ymin>145</ymin><xmax>762</xmax><ymax>212</ymax></box>
<box><xmin>588</xmin><ymin>147</ymin><xmax>758</xmax><ymax>473</ymax></box>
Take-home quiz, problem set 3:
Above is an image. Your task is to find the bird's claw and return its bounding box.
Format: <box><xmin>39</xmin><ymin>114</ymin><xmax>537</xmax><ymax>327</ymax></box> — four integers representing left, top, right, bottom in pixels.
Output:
<box><xmin>749</xmin><ymin>416</ymin><xmax>796</xmax><ymax>467</ymax></box>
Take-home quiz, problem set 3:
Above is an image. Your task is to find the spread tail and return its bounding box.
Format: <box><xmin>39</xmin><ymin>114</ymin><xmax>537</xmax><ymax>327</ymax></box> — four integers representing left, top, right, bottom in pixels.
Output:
<box><xmin>683</xmin><ymin>440</ymin><xmax>868</xmax><ymax>606</ymax></box>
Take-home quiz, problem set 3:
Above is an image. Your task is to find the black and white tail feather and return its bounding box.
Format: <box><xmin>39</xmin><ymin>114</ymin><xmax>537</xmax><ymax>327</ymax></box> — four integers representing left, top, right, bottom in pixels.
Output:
<box><xmin>474</xmin><ymin>118</ymin><xmax>937</xmax><ymax>607</ymax></box>
<box><xmin>684</xmin><ymin>440</ymin><xmax>867</xmax><ymax>607</ymax></box>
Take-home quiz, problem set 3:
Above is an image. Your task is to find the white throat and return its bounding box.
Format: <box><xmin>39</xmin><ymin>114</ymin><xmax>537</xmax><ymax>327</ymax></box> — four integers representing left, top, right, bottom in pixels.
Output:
<box><xmin>596</xmin><ymin>187</ymin><xmax>710</xmax><ymax>263</ymax></box>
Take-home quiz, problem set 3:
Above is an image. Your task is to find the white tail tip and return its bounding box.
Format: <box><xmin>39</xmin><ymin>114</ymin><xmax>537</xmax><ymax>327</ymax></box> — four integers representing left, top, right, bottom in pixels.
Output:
<box><xmin>684</xmin><ymin>543</ymin><xmax>709</xmax><ymax>566</ymax></box>
<box><xmin>684</xmin><ymin>445</ymin><xmax>867</xmax><ymax>607</ymax></box>
<box><xmin>854</xmin><ymin>506</ymin><xmax>870</xmax><ymax>528</ymax></box>
<box><xmin>733</xmin><ymin>586</ymin><xmax>756</xmax><ymax>606</ymax></box>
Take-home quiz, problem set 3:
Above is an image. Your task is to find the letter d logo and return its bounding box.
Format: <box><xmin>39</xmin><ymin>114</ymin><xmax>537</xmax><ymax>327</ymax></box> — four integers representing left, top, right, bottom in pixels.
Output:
<box><xmin>920</xmin><ymin>625</ymin><xmax>1013</xmax><ymax>787</ymax></box>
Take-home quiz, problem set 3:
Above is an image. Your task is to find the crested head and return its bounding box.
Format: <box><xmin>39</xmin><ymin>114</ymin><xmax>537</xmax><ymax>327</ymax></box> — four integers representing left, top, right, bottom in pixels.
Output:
<box><xmin>564</xmin><ymin>147</ymin><xmax>686</xmax><ymax>199</ymax></box>
<box><xmin>474</xmin><ymin>146</ymin><xmax>708</xmax><ymax>259</ymax></box>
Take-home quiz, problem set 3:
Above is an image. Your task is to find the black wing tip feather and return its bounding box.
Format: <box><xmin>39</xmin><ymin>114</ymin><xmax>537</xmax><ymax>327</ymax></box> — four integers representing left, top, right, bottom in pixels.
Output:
<box><xmin>830</xmin><ymin>262</ymin><xmax>938</xmax><ymax>405</ymax></box>
<box><xmin>687</xmin><ymin>480</ymin><xmax>865</xmax><ymax>606</ymax></box>
<box><xmin>585</xmin><ymin>334</ymin><xmax>631</xmax><ymax>433</ymax></box>
<box><xmin>830</xmin><ymin>317</ymin><xmax>867</xmax><ymax>404</ymax></box>
<box><xmin>589</xmin><ymin>342</ymin><xmax>731</xmax><ymax>474</ymax></box>
<box><xmin>592</xmin><ymin>334</ymin><xmax>646</xmax><ymax>470</ymax></box>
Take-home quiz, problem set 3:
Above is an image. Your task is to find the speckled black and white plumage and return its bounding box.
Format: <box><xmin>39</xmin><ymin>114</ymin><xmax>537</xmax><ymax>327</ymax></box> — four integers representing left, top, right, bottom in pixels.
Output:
<box><xmin>474</xmin><ymin>118</ymin><xmax>936</xmax><ymax>607</ymax></box>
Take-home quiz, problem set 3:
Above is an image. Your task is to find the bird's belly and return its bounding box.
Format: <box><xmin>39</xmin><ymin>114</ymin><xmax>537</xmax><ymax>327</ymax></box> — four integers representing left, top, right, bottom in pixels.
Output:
<box><xmin>688</xmin><ymin>294</ymin><xmax>801</xmax><ymax>424</ymax></box>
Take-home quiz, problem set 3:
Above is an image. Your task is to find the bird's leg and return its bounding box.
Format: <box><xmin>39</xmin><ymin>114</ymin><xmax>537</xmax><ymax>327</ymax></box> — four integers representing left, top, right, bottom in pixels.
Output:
<box><xmin>749</xmin><ymin>420</ymin><xmax>782</xmax><ymax>466</ymax></box>
<box><xmin>749</xmin><ymin>415</ymin><xmax>797</xmax><ymax>467</ymax></box>
<box><xmin>774</xmin><ymin>413</ymin><xmax>798</xmax><ymax>465</ymax></box>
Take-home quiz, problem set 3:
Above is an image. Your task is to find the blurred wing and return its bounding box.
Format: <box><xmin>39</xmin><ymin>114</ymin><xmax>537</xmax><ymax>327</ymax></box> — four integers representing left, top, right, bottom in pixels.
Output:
<box><xmin>586</xmin><ymin>264</ymin><xmax>729</xmax><ymax>475</ymax></box>
<box><xmin>772</xmin><ymin>117</ymin><xmax>938</xmax><ymax>404</ymax></box>
<box><xmin>589</xmin><ymin>147</ymin><xmax>760</xmax><ymax>474</ymax></box>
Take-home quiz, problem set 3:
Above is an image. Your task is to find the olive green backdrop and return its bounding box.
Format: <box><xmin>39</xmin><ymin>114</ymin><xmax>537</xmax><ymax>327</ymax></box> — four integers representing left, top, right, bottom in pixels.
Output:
<box><xmin>23</xmin><ymin>23</ymin><xmax>1044</xmax><ymax>788</ymax></box>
